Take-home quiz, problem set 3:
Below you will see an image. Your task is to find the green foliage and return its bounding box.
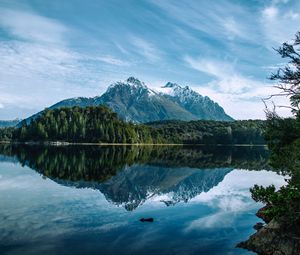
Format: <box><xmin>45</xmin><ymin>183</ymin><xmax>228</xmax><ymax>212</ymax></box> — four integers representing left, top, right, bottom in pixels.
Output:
<box><xmin>147</xmin><ymin>119</ymin><xmax>265</xmax><ymax>145</ymax></box>
<box><xmin>13</xmin><ymin>106</ymin><xmax>162</xmax><ymax>144</ymax></box>
<box><xmin>269</xmin><ymin>32</ymin><xmax>300</xmax><ymax>115</ymax></box>
<box><xmin>250</xmin><ymin>32</ymin><xmax>300</xmax><ymax>227</ymax></box>
<box><xmin>264</xmin><ymin>116</ymin><xmax>300</xmax><ymax>154</ymax></box>
<box><xmin>0</xmin><ymin>127</ymin><xmax>15</xmax><ymax>141</ymax></box>
<box><xmin>251</xmin><ymin>113</ymin><xmax>300</xmax><ymax>226</ymax></box>
<box><xmin>250</xmin><ymin>184</ymin><xmax>300</xmax><ymax>223</ymax></box>
<box><xmin>6</xmin><ymin>106</ymin><xmax>266</xmax><ymax>145</ymax></box>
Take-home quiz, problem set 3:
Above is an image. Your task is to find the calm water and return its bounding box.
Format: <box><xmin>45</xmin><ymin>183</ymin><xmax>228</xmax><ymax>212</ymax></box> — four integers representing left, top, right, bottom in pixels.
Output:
<box><xmin>0</xmin><ymin>145</ymin><xmax>286</xmax><ymax>255</ymax></box>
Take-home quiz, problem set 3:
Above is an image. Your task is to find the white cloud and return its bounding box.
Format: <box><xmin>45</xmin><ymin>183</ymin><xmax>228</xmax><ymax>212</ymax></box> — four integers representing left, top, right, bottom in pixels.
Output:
<box><xmin>185</xmin><ymin>211</ymin><xmax>235</xmax><ymax>231</ymax></box>
<box><xmin>130</xmin><ymin>36</ymin><xmax>161</xmax><ymax>62</ymax></box>
<box><xmin>192</xmin><ymin>170</ymin><xmax>286</xmax><ymax>205</ymax></box>
<box><xmin>151</xmin><ymin>0</ymin><xmax>257</xmax><ymax>42</ymax></box>
<box><xmin>0</xmin><ymin>103</ymin><xmax>4</xmax><ymax>109</ymax></box>
<box><xmin>184</xmin><ymin>56</ymin><xmax>292</xmax><ymax>119</ymax></box>
<box><xmin>0</xmin><ymin>40</ymin><xmax>100</xmax><ymax>110</ymax></box>
<box><xmin>0</xmin><ymin>8</ymin><xmax>67</xmax><ymax>45</ymax></box>
<box><xmin>193</xmin><ymin>84</ymin><xmax>291</xmax><ymax>119</ymax></box>
<box><xmin>96</xmin><ymin>55</ymin><xmax>130</xmax><ymax>66</ymax></box>
<box><xmin>184</xmin><ymin>56</ymin><xmax>252</xmax><ymax>94</ymax></box>
<box><xmin>272</xmin><ymin>0</ymin><xmax>290</xmax><ymax>4</ymax></box>
<box><xmin>262</xmin><ymin>6</ymin><xmax>278</xmax><ymax>19</ymax></box>
<box><xmin>96</xmin><ymin>222</ymin><xmax>128</xmax><ymax>232</ymax></box>
<box><xmin>261</xmin><ymin>3</ymin><xmax>300</xmax><ymax>45</ymax></box>
<box><xmin>0</xmin><ymin>8</ymin><xmax>129</xmax><ymax>118</ymax></box>
<box><xmin>184</xmin><ymin>56</ymin><xmax>235</xmax><ymax>79</ymax></box>
<box><xmin>285</xmin><ymin>10</ymin><xmax>300</xmax><ymax>20</ymax></box>
<box><xmin>223</xmin><ymin>17</ymin><xmax>244</xmax><ymax>40</ymax></box>
<box><xmin>185</xmin><ymin>170</ymin><xmax>286</xmax><ymax>232</ymax></box>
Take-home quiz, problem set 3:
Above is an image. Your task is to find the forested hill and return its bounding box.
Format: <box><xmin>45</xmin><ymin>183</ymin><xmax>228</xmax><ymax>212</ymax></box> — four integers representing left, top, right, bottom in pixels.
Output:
<box><xmin>14</xmin><ymin>106</ymin><xmax>160</xmax><ymax>143</ymax></box>
<box><xmin>1</xmin><ymin>106</ymin><xmax>265</xmax><ymax>144</ymax></box>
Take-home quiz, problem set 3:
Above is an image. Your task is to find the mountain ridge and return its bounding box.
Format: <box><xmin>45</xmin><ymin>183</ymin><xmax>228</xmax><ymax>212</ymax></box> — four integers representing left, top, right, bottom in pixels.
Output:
<box><xmin>23</xmin><ymin>77</ymin><xmax>233</xmax><ymax>124</ymax></box>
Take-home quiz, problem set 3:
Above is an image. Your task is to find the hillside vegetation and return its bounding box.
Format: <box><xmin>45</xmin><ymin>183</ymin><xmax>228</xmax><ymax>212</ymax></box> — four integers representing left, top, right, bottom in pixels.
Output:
<box><xmin>13</xmin><ymin>106</ymin><xmax>160</xmax><ymax>143</ymax></box>
<box><xmin>0</xmin><ymin>105</ymin><xmax>265</xmax><ymax>144</ymax></box>
<box><xmin>147</xmin><ymin>119</ymin><xmax>265</xmax><ymax>144</ymax></box>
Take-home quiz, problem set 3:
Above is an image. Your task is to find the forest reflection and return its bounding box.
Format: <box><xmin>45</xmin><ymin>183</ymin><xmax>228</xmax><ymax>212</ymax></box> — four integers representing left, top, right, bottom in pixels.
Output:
<box><xmin>0</xmin><ymin>144</ymin><xmax>270</xmax><ymax>210</ymax></box>
<box><xmin>0</xmin><ymin>144</ymin><xmax>269</xmax><ymax>181</ymax></box>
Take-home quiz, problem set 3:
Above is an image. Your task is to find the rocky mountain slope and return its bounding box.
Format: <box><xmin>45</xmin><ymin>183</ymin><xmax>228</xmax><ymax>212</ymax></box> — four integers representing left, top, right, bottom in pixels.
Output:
<box><xmin>24</xmin><ymin>77</ymin><xmax>233</xmax><ymax>124</ymax></box>
<box><xmin>158</xmin><ymin>82</ymin><xmax>232</xmax><ymax>121</ymax></box>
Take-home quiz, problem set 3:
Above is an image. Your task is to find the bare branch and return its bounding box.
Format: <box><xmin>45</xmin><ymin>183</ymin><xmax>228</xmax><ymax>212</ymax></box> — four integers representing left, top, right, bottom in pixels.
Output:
<box><xmin>265</xmin><ymin>32</ymin><xmax>300</xmax><ymax>116</ymax></box>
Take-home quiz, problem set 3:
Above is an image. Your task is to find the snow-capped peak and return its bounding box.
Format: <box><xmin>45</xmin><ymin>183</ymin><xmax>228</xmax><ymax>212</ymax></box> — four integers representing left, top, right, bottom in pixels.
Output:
<box><xmin>157</xmin><ymin>82</ymin><xmax>204</xmax><ymax>105</ymax></box>
<box><xmin>162</xmin><ymin>82</ymin><xmax>191</xmax><ymax>91</ymax></box>
<box><xmin>106</xmin><ymin>77</ymin><xmax>159</xmax><ymax>98</ymax></box>
<box><xmin>126</xmin><ymin>77</ymin><xmax>146</xmax><ymax>87</ymax></box>
<box><xmin>163</xmin><ymin>82</ymin><xmax>180</xmax><ymax>88</ymax></box>
<box><xmin>107</xmin><ymin>77</ymin><xmax>148</xmax><ymax>92</ymax></box>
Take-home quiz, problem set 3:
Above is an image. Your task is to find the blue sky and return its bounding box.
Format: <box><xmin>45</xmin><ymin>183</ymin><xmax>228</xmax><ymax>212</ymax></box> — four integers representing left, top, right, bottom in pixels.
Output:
<box><xmin>0</xmin><ymin>0</ymin><xmax>299</xmax><ymax>119</ymax></box>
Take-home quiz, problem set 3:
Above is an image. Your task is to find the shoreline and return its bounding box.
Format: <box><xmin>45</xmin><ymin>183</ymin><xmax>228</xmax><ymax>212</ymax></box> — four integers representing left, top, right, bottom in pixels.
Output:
<box><xmin>238</xmin><ymin>212</ymin><xmax>300</xmax><ymax>254</ymax></box>
<box><xmin>0</xmin><ymin>140</ymin><xmax>267</xmax><ymax>147</ymax></box>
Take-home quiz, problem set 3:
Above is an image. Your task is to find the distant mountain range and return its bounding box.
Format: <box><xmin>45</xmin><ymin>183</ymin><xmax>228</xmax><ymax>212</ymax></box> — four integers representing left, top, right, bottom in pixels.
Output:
<box><xmin>24</xmin><ymin>77</ymin><xmax>233</xmax><ymax>124</ymax></box>
<box><xmin>0</xmin><ymin>119</ymin><xmax>20</xmax><ymax>128</ymax></box>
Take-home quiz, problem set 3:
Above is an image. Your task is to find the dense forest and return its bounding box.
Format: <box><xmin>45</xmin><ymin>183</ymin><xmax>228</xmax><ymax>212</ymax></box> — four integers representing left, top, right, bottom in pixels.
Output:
<box><xmin>147</xmin><ymin>119</ymin><xmax>265</xmax><ymax>144</ymax></box>
<box><xmin>11</xmin><ymin>106</ymin><xmax>161</xmax><ymax>143</ymax></box>
<box><xmin>0</xmin><ymin>105</ymin><xmax>266</xmax><ymax>144</ymax></box>
<box><xmin>0</xmin><ymin>127</ymin><xmax>14</xmax><ymax>141</ymax></box>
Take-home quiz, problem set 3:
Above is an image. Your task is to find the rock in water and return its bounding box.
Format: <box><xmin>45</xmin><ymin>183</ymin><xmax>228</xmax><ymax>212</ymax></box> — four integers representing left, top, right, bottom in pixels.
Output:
<box><xmin>140</xmin><ymin>218</ymin><xmax>154</xmax><ymax>222</ymax></box>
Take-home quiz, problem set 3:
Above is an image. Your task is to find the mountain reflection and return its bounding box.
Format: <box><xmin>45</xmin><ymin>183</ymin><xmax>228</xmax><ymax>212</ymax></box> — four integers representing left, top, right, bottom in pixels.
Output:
<box><xmin>0</xmin><ymin>144</ymin><xmax>270</xmax><ymax>210</ymax></box>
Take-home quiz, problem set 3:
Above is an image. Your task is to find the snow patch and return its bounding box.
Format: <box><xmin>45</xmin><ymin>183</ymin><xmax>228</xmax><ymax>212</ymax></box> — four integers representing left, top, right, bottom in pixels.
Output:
<box><xmin>154</xmin><ymin>87</ymin><xmax>175</xmax><ymax>96</ymax></box>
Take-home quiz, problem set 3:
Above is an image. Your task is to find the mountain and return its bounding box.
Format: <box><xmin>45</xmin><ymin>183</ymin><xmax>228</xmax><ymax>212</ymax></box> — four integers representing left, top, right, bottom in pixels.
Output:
<box><xmin>158</xmin><ymin>82</ymin><xmax>233</xmax><ymax>121</ymax></box>
<box><xmin>24</xmin><ymin>77</ymin><xmax>233</xmax><ymax>124</ymax></box>
<box><xmin>94</xmin><ymin>77</ymin><xmax>198</xmax><ymax>122</ymax></box>
<box><xmin>0</xmin><ymin>119</ymin><xmax>20</xmax><ymax>128</ymax></box>
<box><xmin>97</xmin><ymin>165</ymin><xmax>231</xmax><ymax>211</ymax></box>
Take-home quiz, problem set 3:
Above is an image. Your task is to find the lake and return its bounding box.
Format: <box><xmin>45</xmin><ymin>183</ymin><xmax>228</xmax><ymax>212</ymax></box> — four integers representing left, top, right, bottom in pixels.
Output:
<box><xmin>0</xmin><ymin>144</ymin><xmax>286</xmax><ymax>255</ymax></box>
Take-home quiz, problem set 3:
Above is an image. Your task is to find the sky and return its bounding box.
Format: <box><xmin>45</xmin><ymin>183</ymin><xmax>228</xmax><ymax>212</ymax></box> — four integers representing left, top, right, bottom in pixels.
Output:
<box><xmin>0</xmin><ymin>0</ymin><xmax>299</xmax><ymax>120</ymax></box>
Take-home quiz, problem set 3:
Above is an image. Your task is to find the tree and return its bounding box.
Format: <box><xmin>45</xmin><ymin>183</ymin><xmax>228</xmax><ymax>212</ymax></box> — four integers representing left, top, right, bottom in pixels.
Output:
<box><xmin>268</xmin><ymin>32</ymin><xmax>300</xmax><ymax>115</ymax></box>
<box><xmin>250</xmin><ymin>32</ymin><xmax>300</xmax><ymax>227</ymax></box>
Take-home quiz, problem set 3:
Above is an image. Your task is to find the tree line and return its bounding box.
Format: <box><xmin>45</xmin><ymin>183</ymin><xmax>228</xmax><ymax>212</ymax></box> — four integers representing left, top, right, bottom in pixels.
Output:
<box><xmin>11</xmin><ymin>106</ymin><xmax>162</xmax><ymax>143</ymax></box>
<box><xmin>147</xmin><ymin>119</ymin><xmax>265</xmax><ymax>144</ymax></box>
<box><xmin>0</xmin><ymin>105</ymin><xmax>266</xmax><ymax>145</ymax></box>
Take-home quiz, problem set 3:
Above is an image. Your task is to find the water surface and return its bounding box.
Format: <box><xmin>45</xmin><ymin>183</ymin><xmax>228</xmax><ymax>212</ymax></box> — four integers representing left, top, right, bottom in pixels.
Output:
<box><xmin>0</xmin><ymin>145</ymin><xmax>286</xmax><ymax>255</ymax></box>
